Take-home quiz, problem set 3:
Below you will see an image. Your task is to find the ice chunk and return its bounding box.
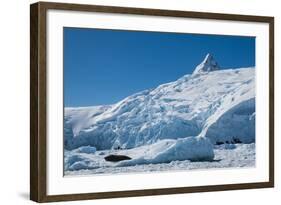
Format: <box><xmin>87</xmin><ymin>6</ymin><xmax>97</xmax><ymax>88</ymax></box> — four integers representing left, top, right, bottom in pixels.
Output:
<box><xmin>76</xmin><ymin>146</ymin><xmax>97</xmax><ymax>154</ymax></box>
<box><xmin>116</xmin><ymin>137</ymin><xmax>214</xmax><ymax>167</ymax></box>
<box><xmin>69</xmin><ymin>161</ymin><xmax>89</xmax><ymax>171</ymax></box>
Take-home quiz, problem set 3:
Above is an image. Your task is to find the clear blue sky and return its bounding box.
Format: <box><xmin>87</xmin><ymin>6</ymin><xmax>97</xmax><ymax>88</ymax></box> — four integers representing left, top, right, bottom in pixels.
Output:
<box><xmin>64</xmin><ymin>27</ymin><xmax>255</xmax><ymax>107</ymax></box>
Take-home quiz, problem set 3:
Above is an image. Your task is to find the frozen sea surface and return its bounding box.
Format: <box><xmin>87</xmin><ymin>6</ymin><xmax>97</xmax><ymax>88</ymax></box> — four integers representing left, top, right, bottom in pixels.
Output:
<box><xmin>64</xmin><ymin>143</ymin><xmax>255</xmax><ymax>176</ymax></box>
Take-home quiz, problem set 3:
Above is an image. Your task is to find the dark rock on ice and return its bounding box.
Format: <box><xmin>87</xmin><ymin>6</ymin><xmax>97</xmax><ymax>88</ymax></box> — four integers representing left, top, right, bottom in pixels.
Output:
<box><xmin>104</xmin><ymin>154</ymin><xmax>132</xmax><ymax>162</ymax></box>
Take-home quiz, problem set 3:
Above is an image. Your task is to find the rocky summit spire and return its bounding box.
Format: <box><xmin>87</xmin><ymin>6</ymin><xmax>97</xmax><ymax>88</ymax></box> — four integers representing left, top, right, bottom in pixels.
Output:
<box><xmin>192</xmin><ymin>53</ymin><xmax>220</xmax><ymax>75</ymax></box>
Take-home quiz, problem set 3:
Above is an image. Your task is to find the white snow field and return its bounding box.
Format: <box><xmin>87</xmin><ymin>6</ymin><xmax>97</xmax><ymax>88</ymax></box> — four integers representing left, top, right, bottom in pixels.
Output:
<box><xmin>64</xmin><ymin>54</ymin><xmax>255</xmax><ymax>175</ymax></box>
<box><xmin>64</xmin><ymin>143</ymin><xmax>255</xmax><ymax>175</ymax></box>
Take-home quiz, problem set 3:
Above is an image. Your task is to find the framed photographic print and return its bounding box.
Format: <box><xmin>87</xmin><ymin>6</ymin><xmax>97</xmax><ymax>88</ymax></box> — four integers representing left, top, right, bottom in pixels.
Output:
<box><xmin>30</xmin><ymin>1</ymin><xmax>274</xmax><ymax>202</ymax></box>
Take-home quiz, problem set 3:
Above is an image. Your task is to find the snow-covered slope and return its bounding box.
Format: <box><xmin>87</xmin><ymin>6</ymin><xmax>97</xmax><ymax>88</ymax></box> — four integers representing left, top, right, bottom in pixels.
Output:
<box><xmin>64</xmin><ymin>54</ymin><xmax>255</xmax><ymax>151</ymax></box>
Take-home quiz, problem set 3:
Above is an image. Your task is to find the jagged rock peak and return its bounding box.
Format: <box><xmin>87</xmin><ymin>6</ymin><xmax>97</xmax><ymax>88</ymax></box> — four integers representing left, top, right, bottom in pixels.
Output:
<box><xmin>193</xmin><ymin>53</ymin><xmax>220</xmax><ymax>75</ymax></box>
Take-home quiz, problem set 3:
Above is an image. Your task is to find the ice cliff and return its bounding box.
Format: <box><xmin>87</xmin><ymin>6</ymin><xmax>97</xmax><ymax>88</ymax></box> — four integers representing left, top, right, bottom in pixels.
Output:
<box><xmin>64</xmin><ymin>54</ymin><xmax>255</xmax><ymax>154</ymax></box>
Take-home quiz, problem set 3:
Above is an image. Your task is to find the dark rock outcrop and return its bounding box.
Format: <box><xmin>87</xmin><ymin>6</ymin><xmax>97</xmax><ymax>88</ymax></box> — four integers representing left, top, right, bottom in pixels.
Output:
<box><xmin>104</xmin><ymin>154</ymin><xmax>132</xmax><ymax>162</ymax></box>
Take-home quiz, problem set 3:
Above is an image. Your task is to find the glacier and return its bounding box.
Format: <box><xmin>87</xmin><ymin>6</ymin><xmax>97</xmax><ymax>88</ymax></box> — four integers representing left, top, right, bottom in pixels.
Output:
<box><xmin>64</xmin><ymin>54</ymin><xmax>255</xmax><ymax>174</ymax></box>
